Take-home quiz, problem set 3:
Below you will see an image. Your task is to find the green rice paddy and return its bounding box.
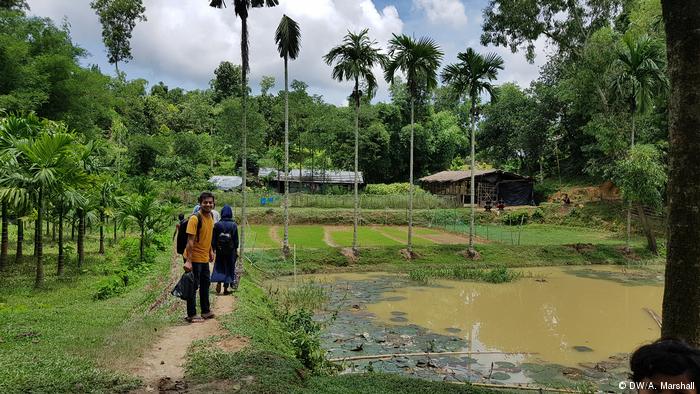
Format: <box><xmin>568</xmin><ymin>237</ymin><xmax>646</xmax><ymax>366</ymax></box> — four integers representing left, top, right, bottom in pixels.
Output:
<box><xmin>277</xmin><ymin>225</ymin><xmax>328</xmax><ymax>249</ymax></box>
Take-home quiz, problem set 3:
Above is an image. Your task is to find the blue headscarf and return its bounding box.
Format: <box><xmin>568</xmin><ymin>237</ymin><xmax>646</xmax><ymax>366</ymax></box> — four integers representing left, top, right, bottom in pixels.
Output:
<box><xmin>220</xmin><ymin>204</ymin><xmax>233</xmax><ymax>220</ymax></box>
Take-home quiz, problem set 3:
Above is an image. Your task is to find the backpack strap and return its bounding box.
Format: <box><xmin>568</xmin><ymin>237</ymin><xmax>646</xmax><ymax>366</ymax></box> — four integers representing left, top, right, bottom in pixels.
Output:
<box><xmin>195</xmin><ymin>212</ymin><xmax>203</xmax><ymax>242</ymax></box>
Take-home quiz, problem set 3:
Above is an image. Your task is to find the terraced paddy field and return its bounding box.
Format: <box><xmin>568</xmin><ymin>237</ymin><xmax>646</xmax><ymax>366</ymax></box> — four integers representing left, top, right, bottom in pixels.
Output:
<box><xmin>245</xmin><ymin>225</ymin><xmax>473</xmax><ymax>249</ymax></box>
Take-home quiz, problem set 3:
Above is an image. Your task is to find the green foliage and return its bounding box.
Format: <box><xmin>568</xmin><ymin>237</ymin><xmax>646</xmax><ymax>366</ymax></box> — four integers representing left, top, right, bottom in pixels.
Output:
<box><xmin>280</xmin><ymin>308</ymin><xmax>330</xmax><ymax>371</ymax></box>
<box><xmin>614</xmin><ymin>144</ymin><xmax>666</xmax><ymax>209</ymax></box>
<box><xmin>210</xmin><ymin>61</ymin><xmax>244</xmax><ymax>102</ymax></box>
<box><xmin>93</xmin><ymin>269</ymin><xmax>129</xmax><ymax>300</ymax></box>
<box><xmin>90</xmin><ymin>0</ymin><xmax>146</xmax><ymax>70</ymax></box>
<box><xmin>501</xmin><ymin>209</ymin><xmax>530</xmax><ymax>225</ymax></box>
<box><xmin>364</xmin><ymin>183</ymin><xmax>427</xmax><ymax>195</ymax></box>
<box><xmin>409</xmin><ymin>266</ymin><xmax>522</xmax><ymax>284</ymax></box>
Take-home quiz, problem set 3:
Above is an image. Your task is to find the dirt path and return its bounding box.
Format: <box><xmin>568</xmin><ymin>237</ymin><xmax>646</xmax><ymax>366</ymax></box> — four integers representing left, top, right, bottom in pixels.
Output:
<box><xmin>129</xmin><ymin>250</ymin><xmax>245</xmax><ymax>392</ymax></box>
<box><xmin>322</xmin><ymin>226</ymin><xmax>339</xmax><ymax>247</ymax></box>
<box><xmin>268</xmin><ymin>225</ymin><xmax>282</xmax><ymax>247</ymax></box>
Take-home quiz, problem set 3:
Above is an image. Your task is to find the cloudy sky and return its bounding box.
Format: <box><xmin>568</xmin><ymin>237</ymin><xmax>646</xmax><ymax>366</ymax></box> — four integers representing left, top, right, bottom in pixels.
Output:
<box><xmin>27</xmin><ymin>0</ymin><xmax>549</xmax><ymax>106</ymax></box>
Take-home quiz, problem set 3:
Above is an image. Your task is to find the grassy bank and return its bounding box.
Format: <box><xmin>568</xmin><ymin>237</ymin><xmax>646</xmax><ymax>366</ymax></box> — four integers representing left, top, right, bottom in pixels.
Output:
<box><xmin>250</xmin><ymin>242</ymin><xmax>663</xmax><ymax>278</ymax></box>
<box><xmin>0</xmin><ymin>236</ymin><xmax>177</xmax><ymax>393</ymax></box>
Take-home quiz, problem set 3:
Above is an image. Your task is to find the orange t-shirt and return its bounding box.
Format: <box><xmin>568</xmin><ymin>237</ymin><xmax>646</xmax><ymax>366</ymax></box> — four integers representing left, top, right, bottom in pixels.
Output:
<box><xmin>184</xmin><ymin>213</ymin><xmax>214</xmax><ymax>263</ymax></box>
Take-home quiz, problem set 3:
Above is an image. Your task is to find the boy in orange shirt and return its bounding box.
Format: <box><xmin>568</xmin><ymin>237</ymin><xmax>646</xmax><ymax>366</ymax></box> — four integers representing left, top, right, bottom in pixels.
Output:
<box><xmin>184</xmin><ymin>192</ymin><xmax>216</xmax><ymax>323</ymax></box>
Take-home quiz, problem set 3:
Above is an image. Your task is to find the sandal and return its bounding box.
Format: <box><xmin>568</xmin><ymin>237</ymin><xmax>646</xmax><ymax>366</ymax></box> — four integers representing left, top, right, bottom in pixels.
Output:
<box><xmin>185</xmin><ymin>316</ymin><xmax>205</xmax><ymax>323</ymax></box>
<box><xmin>215</xmin><ymin>283</ymin><xmax>221</xmax><ymax>294</ymax></box>
<box><xmin>201</xmin><ymin>312</ymin><xmax>215</xmax><ymax>320</ymax></box>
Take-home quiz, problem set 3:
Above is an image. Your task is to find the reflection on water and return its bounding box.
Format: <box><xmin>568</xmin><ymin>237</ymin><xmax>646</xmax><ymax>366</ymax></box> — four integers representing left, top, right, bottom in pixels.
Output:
<box><xmin>364</xmin><ymin>266</ymin><xmax>662</xmax><ymax>366</ymax></box>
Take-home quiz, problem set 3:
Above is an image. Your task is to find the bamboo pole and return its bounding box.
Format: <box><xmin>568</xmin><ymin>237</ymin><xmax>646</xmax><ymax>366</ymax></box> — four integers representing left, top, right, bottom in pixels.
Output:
<box><xmin>329</xmin><ymin>350</ymin><xmax>537</xmax><ymax>362</ymax></box>
<box><xmin>644</xmin><ymin>307</ymin><xmax>663</xmax><ymax>328</ymax></box>
<box><xmin>465</xmin><ymin>382</ymin><xmax>581</xmax><ymax>393</ymax></box>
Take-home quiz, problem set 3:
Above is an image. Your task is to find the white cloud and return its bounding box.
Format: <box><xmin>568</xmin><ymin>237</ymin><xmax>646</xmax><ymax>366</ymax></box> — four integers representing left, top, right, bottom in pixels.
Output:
<box><xmin>26</xmin><ymin>0</ymin><xmax>547</xmax><ymax>105</ymax></box>
<box><xmin>28</xmin><ymin>0</ymin><xmax>403</xmax><ymax>105</ymax></box>
<box><xmin>412</xmin><ymin>0</ymin><xmax>467</xmax><ymax>27</ymax></box>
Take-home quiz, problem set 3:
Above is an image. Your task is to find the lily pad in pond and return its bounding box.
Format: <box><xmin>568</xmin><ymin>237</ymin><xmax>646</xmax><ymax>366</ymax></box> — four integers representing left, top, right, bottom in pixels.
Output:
<box><xmin>390</xmin><ymin>316</ymin><xmax>408</xmax><ymax>323</ymax></box>
<box><xmin>445</xmin><ymin>327</ymin><xmax>462</xmax><ymax>333</ymax></box>
<box><xmin>490</xmin><ymin>372</ymin><xmax>511</xmax><ymax>380</ymax></box>
<box><xmin>573</xmin><ymin>345</ymin><xmax>594</xmax><ymax>352</ymax></box>
<box><xmin>383</xmin><ymin>296</ymin><xmax>407</xmax><ymax>301</ymax></box>
<box><xmin>391</xmin><ymin>311</ymin><xmax>407</xmax><ymax>316</ymax></box>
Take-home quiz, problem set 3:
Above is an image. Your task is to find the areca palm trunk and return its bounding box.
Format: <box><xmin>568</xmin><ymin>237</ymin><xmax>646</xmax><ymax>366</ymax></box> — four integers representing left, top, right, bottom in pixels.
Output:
<box><xmin>77</xmin><ymin>209</ymin><xmax>85</xmax><ymax>269</ymax></box>
<box><xmin>283</xmin><ymin>55</ymin><xmax>290</xmax><ymax>256</ymax></box>
<box><xmin>407</xmin><ymin>97</ymin><xmax>414</xmax><ymax>254</ymax></box>
<box><xmin>469</xmin><ymin>106</ymin><xmax>476</xmax><ymax>253</ymax></box>
<box><xmin>660</xmin><ymin>0</ymin><xmax>700</xmax><ymax>346</ymax></box>
<box><xmin>239</xmin><ymin>16</ymin><xmax>249</xmax><ymax>274</ymax></box>
<box><xmin>99</xmin><ymin>210</ymin><xmax>105</xmax><ymax>254</ymax></box>
<box><xmin>626</xmin><ymin>112</ymin><xmax>635</xmax><ymax>250</ymax></box>
<box><xmin>35</xmin><ymin>188</ymin><xmax>44</xmax><ymax>288</ymax></box>
<box><xmin>16</xmin><ymin>218</ymin><xmax>23</xmax><ymax>262</ymax></box>
<box><xmin>1</xmin><ymin>201</ymin><xmax>7</xmax><ymax>270</ymax></box>
<box><xmin>352</xmin><ymin>79</ymin><xmax>360</xmax><ymax>256</ymax></box>
<box><xmin>57</xmin><ymin>202</ymin><xmax>65</xmax><ymax>276</ymax></box>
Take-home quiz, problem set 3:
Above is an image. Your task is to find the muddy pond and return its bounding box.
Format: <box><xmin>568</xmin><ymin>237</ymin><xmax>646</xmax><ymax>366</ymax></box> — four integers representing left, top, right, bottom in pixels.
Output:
<box><xmin>268</xmin><ymin>266</ymin><xmax>664</xmax><ymax>390</ymax></box>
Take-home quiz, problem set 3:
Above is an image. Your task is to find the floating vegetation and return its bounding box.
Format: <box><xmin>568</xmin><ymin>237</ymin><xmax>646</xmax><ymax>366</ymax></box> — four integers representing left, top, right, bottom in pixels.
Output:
<box><xmin>408</xmin><ymin>266</ymin><xmax>522</xmax><ymax>284</ymax></box>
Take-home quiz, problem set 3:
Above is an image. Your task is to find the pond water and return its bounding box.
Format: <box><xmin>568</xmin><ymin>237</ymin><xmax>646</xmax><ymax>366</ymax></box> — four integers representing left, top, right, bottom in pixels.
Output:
<box><xmin>270</xmin><ymin>266</ymin><xmax>663</xmax><ymax>388</ymax></box>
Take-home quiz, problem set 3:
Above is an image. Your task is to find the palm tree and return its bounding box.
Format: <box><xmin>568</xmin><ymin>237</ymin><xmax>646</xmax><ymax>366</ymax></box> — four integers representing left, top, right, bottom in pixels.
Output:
<box><xmin>275</xmin><ymin>14</ymin><xmax>301</xmax><ymax>257</ymax></box>
<box><xmin>209</xmin><ymin>0</ymin><xmax>279</xmax><ymax>268</ymax></box>
<box><xmin>97</xmin><ymin>179</ymin><xmax>118</xmax><ymax>255</ymax></box>
<box><xmin>384</xmin><ymin>34</ymin><xmax>443</xmax><ymax>256</ymax></box>
<box><xmin>442</xmin><ymin>48</ymin><xmax>504</xmax><ymax>257</ymax></box>
<box><xmin>613</xmin><ymin>34</ymin><xmax>667</xmax><ymax>249</ymax></box>
<box><xmin>324</xmin><ymin>29</ymin><xmax>386</xmax><ymax>256</ymax></box>
<box><xmin>118</xmin><ymin>194</ymin><xmax>167</xmax><ymax>262</ymax></box>
<box><xmin>14</xmin><ymin>130</ymin><xmax>75</xmax><ymax>287</ymax></box>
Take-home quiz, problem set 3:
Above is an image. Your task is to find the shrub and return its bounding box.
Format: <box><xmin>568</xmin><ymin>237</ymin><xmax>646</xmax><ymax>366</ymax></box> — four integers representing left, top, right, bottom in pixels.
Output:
<box><xmin>364</xmin><ymin>183</ymin><xmax>427</xmax><ymax>195</ymax></box>
<box><xmin>93</xmin><ymin>270</ymin><xmax>130</xmax><ymax>300</ymax></box>
<box><xmin>501</xmin><ymin>210</ymin><xmax>530</xmax><ymax>225</ymax></box>
<box><xmin>282</xmin><ymin>309</ymin><xmax>330</xmax><ymax>372</ymax></box>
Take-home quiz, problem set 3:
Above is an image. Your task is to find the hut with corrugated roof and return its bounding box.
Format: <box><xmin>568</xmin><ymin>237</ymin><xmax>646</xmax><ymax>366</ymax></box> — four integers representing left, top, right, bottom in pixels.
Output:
<box><xmin>419</xmin><ymin>169</ymin><xmax>534</xmax><ymax>206</ymax></box>
<box><xmin>258</xmin><ymin>167</ymin><xmax>363</xmax><ymax>193</ymax></box>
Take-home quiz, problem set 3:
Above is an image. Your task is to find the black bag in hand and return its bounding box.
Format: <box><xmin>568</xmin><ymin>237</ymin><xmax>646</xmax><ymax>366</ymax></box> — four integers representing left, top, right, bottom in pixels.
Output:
<box><xmin>171</xmin><ymin>272</ymin><xmax>195</xmax><ymax>300</ymax></box>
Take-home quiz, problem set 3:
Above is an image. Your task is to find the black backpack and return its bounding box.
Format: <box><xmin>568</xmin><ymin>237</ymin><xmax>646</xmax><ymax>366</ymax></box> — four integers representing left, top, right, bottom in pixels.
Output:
<box><xmin>176</xmin><ymin>213</ymin><xmax>203</xmax><ymax>255</ymax></box>
<box><xmin>216</xmin><ymin>230</ymin><xmax>235</xmax><ymax>254</ymax></box>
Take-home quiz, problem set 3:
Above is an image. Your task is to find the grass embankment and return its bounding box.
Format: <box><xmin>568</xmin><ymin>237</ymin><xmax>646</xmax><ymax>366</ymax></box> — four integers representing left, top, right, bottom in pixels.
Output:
<box><xmin>250</xmin><ymin>241</ymin><xmax>662</xmax><ymax>278</ymax></box>
<box><xmin>0</xmin><ymin>234</ymin><xmax>177</xmax><ymax>393</ymax></box>
<box><xmin>185</xmin><ymin>271</ymin><xmax>490</xmax><ymax>394</ymax></box>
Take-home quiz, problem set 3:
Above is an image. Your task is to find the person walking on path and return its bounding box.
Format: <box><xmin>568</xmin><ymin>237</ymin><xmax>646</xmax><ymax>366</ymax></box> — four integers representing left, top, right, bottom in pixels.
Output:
<box><xmin>211</xmin><ymin>204</ymin><xmax>238</xmax><ymax>295</ymax></box>
<box><xmin>183</xmin><ymin>192</ymin><xmax>216</xmax><ymax>323</ymax></box>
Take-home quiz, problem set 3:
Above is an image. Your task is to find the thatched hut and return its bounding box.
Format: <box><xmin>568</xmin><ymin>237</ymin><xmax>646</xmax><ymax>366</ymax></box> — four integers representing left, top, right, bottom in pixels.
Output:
<box><xmin>419</xmin><ymin>169</ymin><xmax>534</xmax><ymax>206</ymax></box>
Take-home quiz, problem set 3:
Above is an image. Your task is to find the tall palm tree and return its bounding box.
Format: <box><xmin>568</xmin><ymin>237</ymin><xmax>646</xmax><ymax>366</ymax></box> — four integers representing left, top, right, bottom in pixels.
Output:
<box><xmin>613</xmin><ymin>34</ymin><xmax>667</xmax><ymax>249</ymax></box>
<box><xmin>275</xmin><ymin>14</ymin><xmax>301</xmax><ymax>257</ymax></box>
<box><xmin>384</xmin><ymin>34</ymin><xmax>443</xmax><ymax>256</ymax></box>
<box><xmin>324</xmin><ymin>29</ymin><xmax>385</xmax><ymax>256</ymax></box>
<box><xmin>442</xmin><ymin>48</ymin><xmax>503</xmax><ymax>257</ymax></box>
<box><xmin>209</xmin><ymin>0</ymin><xmax>279</xmax><ymax>269</ymax></box>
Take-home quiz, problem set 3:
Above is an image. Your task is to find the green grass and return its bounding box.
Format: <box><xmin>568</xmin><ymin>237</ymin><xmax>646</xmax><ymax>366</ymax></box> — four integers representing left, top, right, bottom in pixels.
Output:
<box><xmin>251</xmin><ymin>242</ymin><xmax>663</xmax><ymax>278</ymax></box>
<box><xmin>247</xmin><ymin>224</ymin><xmax>279</xmax><ymax>249</ymax></box>
<box><xmin>378</xmin><ymin>226</ymin><xmax>435</xmax><ymax>245</ymax></box>
<box><xmin>0</xmin><ymin>236</ymin><xmax>176</xmax><ymax>393</ymax></box>
<box><xmin>408</xmin><ymin>266</ymin><xmax>522</xmax><ymax>284</ymax></box>
<box><xmin>329</xmin><ymin>227</ymin><xmax>403</xmax><ymax>247</ymax></box>
<box><xmin>279</xmin><ymin>225</ymin><xmax>329</xmax><ymax>249</ymax></box>
<box><xmin>470</xmin><ymin>223</ymin><xmax>646</xmax><ymax>246</ymax></box>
